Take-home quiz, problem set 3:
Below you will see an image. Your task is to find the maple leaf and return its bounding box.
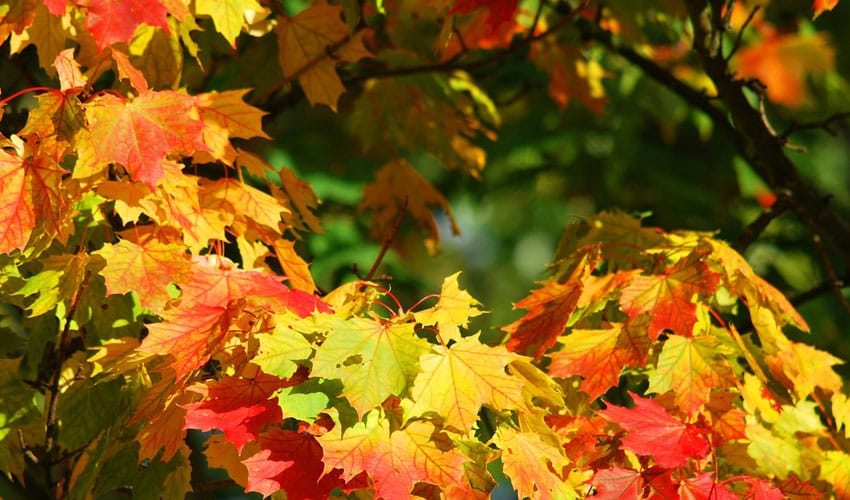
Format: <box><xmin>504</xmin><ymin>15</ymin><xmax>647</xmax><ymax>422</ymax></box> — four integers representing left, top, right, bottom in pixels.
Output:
<box><xmin>239</xmin><ymin>428</ymin><xmax>345</xmax><ymax>498</ymax></box>
<box><xmin>95</xmin><ymin>238</ymin><xmax>193</xmax><ymax>313</ymax></box>
<box><xmin>350</xmin><ymin>75</ymin><xmax>491</xmax><ymax>176</ymax></box>
<box><xmin>529</xmin><ymin>38</ymin><xmax>607</xmax><ymax>113</ymax></box>
<box><xmin>110</xmin><ymin>48</ymin><xmax>149</xmax><ymax>92</ymax></box>
<box><xmin>414</xmin><ymin>271</ymin><xmax>485</xmax><ymax>344</ymax></box>
<box><xmin>708</xmin><ymin>240</ymin><xmax>809</xmax><ymax>332</ymax></box>
<box><xmin>19</xmin><ymin>88</ymin><xmax>85</xmax><ymax>161</ymax></box>
<box><xmin>53</xmin><ymin>48</ymin><xmax>87</xmax><ymax>91</ymax></box>
<box><xmin>319</xmin><ymin>413</ymin><xmax>467</xmax><ymax>499</ymax></box>
<box><xmin>598</xmin><ymin>392</ymin><xmax>711</xmax><ymax>468</ymax></box>
<box><xmin>619</xmin><ymin>250</ymin><xmax>720</xmax><ymax>338</ymax></box>
<box><xmin>409</xmin><ymin>335</ymin><xmax>527</xmax><ymax>433</ymax></box>
<box><xmin>84</xmin><ymin>90</ymin><xmax>207</xmax><ymax>189</ymax></box>
<box><xmin>137</xmin><ymin>302</ymin><xmax>237</xmax><ymax>380</ymax></box>
<box><xmin>679</xmin><ymin>472</ymin><xmax>738</xmax><ymax>500</ymax></box>
<box><xmin>275</xmin><ymin>166</ymin><xmax>323</xmax><ymax>234</ymax></box>
<box><xmin>178</xmin><ymin>255</ymin><xmax>327</xmax><ymax>317</ymax></box>
<box><xmin>0</xmin><ymin>144</ymin><xmax>68</xmax><ymax>254</ymax></box>
<box><xmin>195</xmin><ymin>0</ymin><xmax>264</xmax><ymax>48</ymax></box>
<box><xmin>548</xmin><ymin>321</ymin><xmax>652</xmax><ymax>400</ymax></box>
<box><xmin>252</xmin><ymin>315</ymin><xmax>315</xmax><ymax>380</ymax></box>
<box><xmin>767</xmin><ymin>338</ymin><xmax>843</xmax><ymax>401</ymax></box>
<box><xmin>733</xmin><ymin>33</ymin><xmax>834</xmax><ymax>107</ymax></box>
<box><xmin>494</xmin><ymin>427</ymin><xmax>575</xmax><ymax>499</ymax></box>
<box><xmin>8</xmin><ymin>3</ymin><xmax>72</xmax><ymax>73</ymax></box>
<box><xmin>360</xmin><ymin>158</ymin><xmax>459</xmax><ymax>253</ymax></box>
<box><xmin>449</xmin><ymin>0</ymin><xmax>519</xmax><ymax>32</ymax></box>
<box><xmin>591</xmin><ymin>467</ymin><xmax>642</xmax><ymax>500</ymax></box>
<box><xmin>196</xmin><ymin>89</ymin><xmax>270</xmax><ymax>166</ymax></box>
<box><xmin>271</xmin><ymin>238</ymin><xmax>316</xmax><ymax>293</ymax></box>
<box><xmin>503</xmin><ymin>274</ymin><xmax>585</xmax><ymax>359</ymax></box>
<box><xmin>0</xmin><ymin>0</ymin><xmax>37</xmax><ymax>45</ymax></box>
<box><xmin>15</xmin><ymin>253</ymin><xmax>90</xmax><ymax>316</ymax></box>
<box><xmin>647</xmin><ymin>334</ymin><xmax>736</xmax><ymax>416</ymax></box>
<box><xmin>311</xmin><ymin>316</ymin><xmax>431</xmax><ymax>417</ymax></box>
<box><xmin>199</xmin><ymin>177</ymin><xmax>290</xmax><ymax>232</ymax></box>
<box><xmin>813</xmin><ymin>0</ymin><xmax>840</xmax><ymax>18</ymax></box>
<box><xmin>78</xmin><ymin>0</ymin><xmax>169</xmax><ymax>50</ymax></box>
<box><xmin>182</xmin><ymin>374</ymin><xmax>285</xmax><ymax>453</ymax></box>
<box><xmin>275</xmin><ymin>0</ymin><xmax>371</xmax><ymax>110</ymax></box>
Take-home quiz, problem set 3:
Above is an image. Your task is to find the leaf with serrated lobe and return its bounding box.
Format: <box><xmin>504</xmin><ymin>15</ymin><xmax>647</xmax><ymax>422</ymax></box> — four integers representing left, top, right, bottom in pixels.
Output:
<box><xmin>85</xmin><ymin>90</ymin><xmax>206</xmax><ymax>189</ymax></box>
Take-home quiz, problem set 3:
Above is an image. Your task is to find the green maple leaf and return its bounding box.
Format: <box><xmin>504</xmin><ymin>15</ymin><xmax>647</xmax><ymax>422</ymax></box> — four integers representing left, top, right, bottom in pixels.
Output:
<box><xmin>253</xmin><ymin>313</ymin><xmax>315</xmax><ymax>379</ymax></box>
<box><xmin>311</xmin><ymin>316</ymin><xmax>430</xmax><ymax>418</ymax></box>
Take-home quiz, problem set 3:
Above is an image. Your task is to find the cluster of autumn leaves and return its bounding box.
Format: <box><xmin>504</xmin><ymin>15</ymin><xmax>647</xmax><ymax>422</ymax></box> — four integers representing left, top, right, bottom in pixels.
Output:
<box><xmin>1</xmin><ymin>0</ymin><xmax>849</xmax><ymax>498</ymax></box>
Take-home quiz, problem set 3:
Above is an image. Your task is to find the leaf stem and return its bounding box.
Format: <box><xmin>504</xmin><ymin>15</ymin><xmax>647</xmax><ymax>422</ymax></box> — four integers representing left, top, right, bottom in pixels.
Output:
<box><xmin>364</xmin><ymin>196</ymin><xmax>407</xmax><ymax>282</ymax></box>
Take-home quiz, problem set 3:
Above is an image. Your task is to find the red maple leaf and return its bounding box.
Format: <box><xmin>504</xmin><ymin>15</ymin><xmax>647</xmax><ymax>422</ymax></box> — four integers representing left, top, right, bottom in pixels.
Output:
<box><xmin>242</xmin><ymin>429</ymin><xmax>344</xmax><ymax>498</ymax></box>
<box><xmin>183</xmin><ymin>373</ymin><xmax>287</xmax><ymax>453</ymax></box>
<box><xmin>598</xmin><ymin>392</ymin><xmax>711</xmax><ymax>468</ymax></box>
<box><xmin>619</xmin><ymin>251</ymin><xmax>720</xmax><ymax>338</ymax></box>
<box><xmin>591</xmin><ymin>467</ymin><xmax>642</xmax><ymax>499</ymax></box>
<box><xmin>679</xmin><ymin>473</ymin><xmax>738</xmax><ymax>500</ymax></box>
<box><xmin>78</xmin><ymin>0</ymin><xmax>169</xmax><ymax>50</ymax></box>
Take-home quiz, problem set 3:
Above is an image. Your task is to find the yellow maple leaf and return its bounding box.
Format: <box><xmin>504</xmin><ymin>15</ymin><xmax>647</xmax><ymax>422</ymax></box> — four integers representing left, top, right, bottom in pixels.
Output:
<box><xmin>414</xmin><ymin>271</ymin><xmax>485</xmax><ymax>344</ymax></box>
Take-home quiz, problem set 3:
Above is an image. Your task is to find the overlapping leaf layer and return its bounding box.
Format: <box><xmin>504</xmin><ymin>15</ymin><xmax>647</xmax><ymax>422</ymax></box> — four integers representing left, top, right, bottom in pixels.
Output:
<box><xmin>1</xmin><ymin>0</ymin><xmax>848</xmax><ymax>499</ymax></box>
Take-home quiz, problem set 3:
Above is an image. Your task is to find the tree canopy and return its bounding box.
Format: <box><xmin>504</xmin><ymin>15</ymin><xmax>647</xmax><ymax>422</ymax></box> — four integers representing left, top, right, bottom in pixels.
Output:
<box><xmin>1</xmin><ymin>0</ymin><xmax>850</xmax><ymax>498</ymax></box>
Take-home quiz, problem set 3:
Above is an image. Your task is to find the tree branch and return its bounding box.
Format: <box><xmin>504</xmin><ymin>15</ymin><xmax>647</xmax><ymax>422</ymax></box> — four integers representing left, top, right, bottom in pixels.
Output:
<box><xmin>680</xmin><ymin>0</ymin><xmax>850</xmax><ymax>260</ymax></box>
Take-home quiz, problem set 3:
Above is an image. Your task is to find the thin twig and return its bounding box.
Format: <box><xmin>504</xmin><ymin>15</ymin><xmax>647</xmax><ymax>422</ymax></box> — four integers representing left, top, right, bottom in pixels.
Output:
<box><xmin>365</xmin><ymin>197</ymin><xmax>408</xmax><ymax>282</ymax></box>
<box><xmin>725</xmin><ymin>5</ymin><xmax>760</xmax><ymax>62</ymax></box>
<box><xmin>781</xmin><ymin>111</ymin><xmax>850</xmax><ymax>139</ymax></box>
<box><xmin>791</xmin><ymin>273</ymin><xmax>850</xmax><ymax>307</ymax></box>
<box><xmin>732</xmin><ymin>192</ymin><xmax>790</xmax><ymax>252</ymax></box>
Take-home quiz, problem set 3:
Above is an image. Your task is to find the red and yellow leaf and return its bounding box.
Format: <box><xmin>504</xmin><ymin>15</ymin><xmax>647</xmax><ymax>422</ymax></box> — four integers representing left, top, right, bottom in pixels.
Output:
<box><xmin>320</xmin><ymin>413</ymin><xmax>467</xmax><ymax>499</ymax></box>
<box><xmin>647</xmin><ymin>334</ymin><xmax>736</xmax><ymax>417</ymax></box>
<box><xmin>619</xmin><ymin>251</ymin><xmax>720</xmax><ymax>338</ymax></box>
<box><xmin>182</xmin><ymin>373</ymin><xmax>287</xmax><ymax>453</ymax></box>
<box><xmin>504</xmin><ymin>279</ymin><xmax>583</xmax><ymax>359</ymax></box>
<box><xmin>85</xmin><ymin>90</ymin><xmax>206</xmax><ymax>189</ymax></box>
<box><xmin>548</xmin><ymin>321</ymin><xmax>652</xmax><ymax>400</ymax></box>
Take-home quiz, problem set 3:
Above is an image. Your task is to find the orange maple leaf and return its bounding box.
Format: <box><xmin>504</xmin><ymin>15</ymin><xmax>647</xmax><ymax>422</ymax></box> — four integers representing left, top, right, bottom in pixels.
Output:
<box><xmin>619</xmin><ymin>250</ymin><xmax>720</xmax><ymax>338</ymax></box>
<box><xmin>138</xmin><ymin>302</ymin><xmax>238</xmax><ymax>380</ymax></box>
<box><xmin>733</xmin><ymin>32</ymin><xmax>834</xmax><ymax>108</ymax></box>
<box><xmin>320</xmin><ymin>414</ymin><xmax>467</xmax><ymax>499</ymax></box>
<box><xmin>95</xmin><ymin>237</ymin><xmax>193</xmax><ymax>313</ymax></box>
<box><xmin>813</xmin><ymin>0</ymin><xmax>840</xmax><ymax>18</ymax></box>
<box><xmin>0</xmin><ymin>145</ymin><xmax>68</xmax><ymax>254</ymax></box>
<box><xmin>548</xmin><ymin>321</ymin><xmax>652</xmax><ymax>400</ymax></box>
<box><xmin>275</xmin><ymin>0</ymin><xmax>372</xmax><ymax>111</ymax></box>
<box><xmin>360</xmin><ymin>158</ymin><xmax>459</xmax><ymax>254</ymax></box>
